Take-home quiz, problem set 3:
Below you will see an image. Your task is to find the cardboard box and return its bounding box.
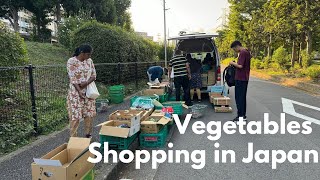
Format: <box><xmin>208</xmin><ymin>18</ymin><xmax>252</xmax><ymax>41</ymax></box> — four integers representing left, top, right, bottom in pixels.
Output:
<box><xmin>140</xmin><ymin>108</ymin><xmax>154</xmax><ymax>121</ymax></box>
<box><xmin>127</xmin><ymin>108</ymin><xmax>154</xmax><ymax>121</ymax></box>
<box><xmin>108</xmin><ymin>110</ymin><xmax>142</xmax><ymax>125</ymax></box>
<box><xmin>143</xmin><ymin>88</ymin><xmax>165</xmax><ymax>95</ymax></box>
<box><xmin>150</xmin><ymin>82</ymin><xmax>169</xmax><ymax>89</ymax></box>
<box><xmin>99</xmin><ymin>120</ymin><xmax>140</xmax><ymax>138</ymax></box>
<box><xmin>207</xmin><ymin>71</ymin><xmax>216</xmax><ymax>85</ymax></box>
<box><xmin>141</xmin><ymin>116</ymin><xmax>170</xmax><ymax>133</ymax></box>
<box><xmin>213</xmin><ymin>97</ymin><xmax>231</xmax><ymax>106</ymax></box>
<box><xmin>151</xmin><ymin>110</ymin><xmax>165</xmax><ymax>117</ymax></box>
<box><xmin>209</xmin><ymin>92</ymin><xmax>223</xmax><ymax>103</ymax></box>
<box><xmin>214</xmin><ymin>106</ymin><xmax>233</xmax><ymax>113</ymax></box>
<box><xmin>201</xmin><ymin>74</ymin><xmax>208</xmax><ymax>86</ymax></box>
<box><xmin>31</xmin><ymin>137</ymin><xmax>94</xmax><ymax>180</ymax></box>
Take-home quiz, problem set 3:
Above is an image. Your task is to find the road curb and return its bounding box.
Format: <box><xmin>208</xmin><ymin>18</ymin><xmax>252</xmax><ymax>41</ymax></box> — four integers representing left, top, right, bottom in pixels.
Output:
<box><xmin>251</xmin><ymin>70</ymin><xmax>320</xmax><ymax>96</ymax></box>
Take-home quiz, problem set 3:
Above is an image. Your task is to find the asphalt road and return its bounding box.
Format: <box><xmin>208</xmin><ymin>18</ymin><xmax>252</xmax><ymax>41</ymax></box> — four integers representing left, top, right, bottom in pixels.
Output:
<box><xmin>117</xmin><ymin>77</ymin><xmax>320</xmax><ymax>180</ymax></box>
<box><xmin>1</xmin><ymin>77</ymin><xmax>320</xmax><ymax>180</ymax></box>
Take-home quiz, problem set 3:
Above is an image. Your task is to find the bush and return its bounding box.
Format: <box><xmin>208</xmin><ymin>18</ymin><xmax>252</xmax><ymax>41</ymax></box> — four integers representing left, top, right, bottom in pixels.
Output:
<box><xmin>251</xmin><ymin>58</ymin><xmax>262</xmax><ymax>69</ymax></box>
<box><xmin>305</xmin><ymin>65</ymin><xmax>320</xmax><ymax>79</ymax></box>
<box><xmin>273</xmin><ymin>46</ymin><xmax>290</xmax><ymax>68</ymax></box>
<box><xmin>58</xmin><ymin>17</ymin><xmax>89</xmax><ymax>50</ymax></box>
<box><xmin>0</xmin><ymin>22</ymin><xmax>27</xmax><ymax>67</ymax></box>
<box><xmin>262</xmin><ymin>57</ymin><xmax>271</xmax><ymax>69</ymax></box>
<box><xmin>158</xmin><ymin>45</ymin><xmax>174</xmax><ymax>60</ymax></box>
<box><xmin>72</xmin><ymin>21</ymin><xmax>160</xmax><ymax>84</ymax></box>
<box><xmin>221</xmin><ymin>58</ymin><xmax>234</xmax><ymax>66</ymax></box>
<box><xmin>301</xmin><ymin>50</ymin><xmax>316</xmax><ymax>69</ymax></box>
<box><xmin>72</xmin><ymin>21</ymin><xmax>159</xmax><ymax>63</ymax></box>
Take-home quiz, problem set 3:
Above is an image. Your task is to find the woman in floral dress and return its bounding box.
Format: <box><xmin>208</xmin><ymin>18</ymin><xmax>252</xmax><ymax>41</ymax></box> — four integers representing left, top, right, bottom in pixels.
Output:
<box><xmin>67</xmin><ymin>44</ymin><xmax>97</xmax><ymax>138</ymax></box>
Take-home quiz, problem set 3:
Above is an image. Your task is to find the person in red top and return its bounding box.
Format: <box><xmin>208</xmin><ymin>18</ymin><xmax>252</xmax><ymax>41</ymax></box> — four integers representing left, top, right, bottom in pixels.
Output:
<box><xmin>229</xmin><ymin>41</ymin><xmax>251</xmax><ymax>122</ymax></box>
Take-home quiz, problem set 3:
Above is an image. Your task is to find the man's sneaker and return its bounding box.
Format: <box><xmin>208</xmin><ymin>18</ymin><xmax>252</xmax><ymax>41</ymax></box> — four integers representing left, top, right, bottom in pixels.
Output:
<box><xmin>231</xmin><ymin>117</ymin><xmax>239</xmax><ymax>122</ymax></box>
<box><xmin>232</xmin><ymin>117</ymin><xmax>247</xmax><ymax>123</ymax></box>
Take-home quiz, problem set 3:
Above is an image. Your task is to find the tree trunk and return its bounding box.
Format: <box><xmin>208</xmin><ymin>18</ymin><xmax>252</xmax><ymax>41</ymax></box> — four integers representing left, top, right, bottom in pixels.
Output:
<box><xmin>264</xmin><ymin>47</ymin><xmax>267</xmax><ymax>57</ymax></box>
<box><xmin>291</xmin><ymin>41</ymin><xmax>296</xmax><ymax>67</ymax></box>
<box><xmin>306</xmin><ymin>30</ymin><xmax>312</xmax><ymax>54</ymax></box>
<box><xmin>298</xmin><ymin>42</ymin><xmax>302</xmax><ymax>67</ymax></box>
<box><xmin>9</xmin><ymin>7</ymin><xmax>19</xmax><ymax>32</ymax></box>
<box><xmin>267</xmin><ymin>34</ymin><xmax>272</xmax><ymax>58</ymax></box>
<box><xmin>56</xmin><ymin>3</ymin><xmax>61</xmax><ymax>23</ymax></box>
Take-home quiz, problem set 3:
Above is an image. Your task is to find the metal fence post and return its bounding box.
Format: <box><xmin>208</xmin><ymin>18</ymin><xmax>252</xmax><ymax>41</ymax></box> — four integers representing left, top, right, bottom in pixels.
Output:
<box><xmin>135</xmin><ymin>62</ymin><xmax>138</xmax><ymax>89</ymax></box>
<box><xmin>27</xmin><ymin>64</ymin><xmax>38</xmax><ymax>135</ymax></box>
<box><xmin>117</xmin><ymin>63</ymin><xmax>121</xmax><ymax>84</ymax></box>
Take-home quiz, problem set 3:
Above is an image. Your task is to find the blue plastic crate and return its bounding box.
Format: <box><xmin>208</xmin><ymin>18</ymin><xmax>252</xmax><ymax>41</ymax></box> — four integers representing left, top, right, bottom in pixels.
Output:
<box><xmin>211</xmin><ymin>85</ymin><xmax>227</xmax><ymax>96</ymax></box>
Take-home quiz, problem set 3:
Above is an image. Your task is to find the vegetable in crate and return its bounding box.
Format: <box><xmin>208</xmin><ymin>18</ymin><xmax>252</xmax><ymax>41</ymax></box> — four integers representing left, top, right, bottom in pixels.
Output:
<box><xmin>149</xmin><ymin>118</ymin><xmax>159</xmax><ymax>122</ymax></box>
<box><xmin>118</xmin><ymin>124</ymin><xmax>130</xmax><ymax>128</ymax></box>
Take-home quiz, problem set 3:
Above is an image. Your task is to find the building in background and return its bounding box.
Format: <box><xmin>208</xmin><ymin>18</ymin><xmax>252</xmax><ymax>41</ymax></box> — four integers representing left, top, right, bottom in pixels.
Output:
<box><xmin>0</xmin><ymin>9</ymin><xmax>61</xmax><ymax>40</ymax></box>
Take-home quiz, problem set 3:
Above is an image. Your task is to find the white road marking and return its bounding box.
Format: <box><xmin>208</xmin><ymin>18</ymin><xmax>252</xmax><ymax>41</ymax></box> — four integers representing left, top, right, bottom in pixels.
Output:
<box><xmin>282</xmin><ymin>98</ymin><xmax>320</xmax><ymax>125</ymax></box>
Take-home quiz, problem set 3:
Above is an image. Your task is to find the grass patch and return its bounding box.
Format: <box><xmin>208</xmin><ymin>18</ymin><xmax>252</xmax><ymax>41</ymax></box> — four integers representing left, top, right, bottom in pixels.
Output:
<box><xmin>25</xmin><ymin>41</ymin><xmax>71</xmax><ymax>65</ymax></box>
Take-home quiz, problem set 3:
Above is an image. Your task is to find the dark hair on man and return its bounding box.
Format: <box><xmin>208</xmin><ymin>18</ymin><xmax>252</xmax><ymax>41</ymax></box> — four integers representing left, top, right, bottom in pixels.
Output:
<box><xmin>230</xmin><ymin>41</ymin><xmax>242</xmax><ymax>48</ymax></box>
<box><xmin>186</xmin><ymin>53</ymin><xmax>192</xmax><ymax>60</ymax></box>
<box><xmin>73</xmin><ymin>44</ymin><xmax>93</xmax><ymax>57</ymax></box>
<box><xmin>163</xmin><ymin>67</ymin><xmax>168</xmax><ymax>75</ymax></box>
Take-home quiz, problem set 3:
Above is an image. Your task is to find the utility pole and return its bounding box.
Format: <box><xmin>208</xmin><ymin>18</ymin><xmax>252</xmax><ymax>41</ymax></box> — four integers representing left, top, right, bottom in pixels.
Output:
<box><xmin>163</xmin><ymin>0</ymin><xmax>167</xmax><ymax>68</ymax></box>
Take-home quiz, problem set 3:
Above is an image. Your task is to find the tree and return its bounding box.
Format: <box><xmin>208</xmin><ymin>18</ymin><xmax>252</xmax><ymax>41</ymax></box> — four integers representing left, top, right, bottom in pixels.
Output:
<box><xmin>24</xmin><ymin>0</ymin><xmax>54</xmax><ymax>42</ymax></box>
<box><xmin>0</xmin><ymin>0</ymin><xmax>25</xmax><ymax>32</ymax></box>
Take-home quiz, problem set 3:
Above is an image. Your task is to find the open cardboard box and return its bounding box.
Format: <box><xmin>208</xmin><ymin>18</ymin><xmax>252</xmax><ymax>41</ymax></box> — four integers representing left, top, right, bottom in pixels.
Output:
<box><xmin>140</xmin><ymin>108</ymin><xmax>154</xmax><ymax>121</ymax></box>
<box><xmin>149</xmin><ymin>82</ymin><xmax>169</xmax><ymax>89</ymax></box>
<box><xmin>99</xmin><ymin>120</ymin><xmax>140</xmax><ymax>138</ymax></box>
<box><xmin>143</xmin><ymin>88</ymin><xmax>166</xmax><ymax>96</ymax></box>
<box><xmin>151</xmin><ymin>110</ymin><xmax>165</xmax><ymax>117</ymax></box>
<box><xmin>108</xmin><ymin>110</ymin><xmax>142</xmax><ymax>125</ymax></box>
<box><xmin>141</xmin><ymin>116</ymin><xmax>170</xmax><ymax>134</ymax></box>
<box><xmin>31</xmin><ymin>137</ymin><xmax>94</xmax><ymax>180</ymax></box>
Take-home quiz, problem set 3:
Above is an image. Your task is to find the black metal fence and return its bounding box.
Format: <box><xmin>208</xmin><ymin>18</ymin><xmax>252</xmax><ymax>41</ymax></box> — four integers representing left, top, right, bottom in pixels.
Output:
<box><xmin>0</xmin><ymin>61</ymin><xmax>164</xmax><ymax>138</ymax></box>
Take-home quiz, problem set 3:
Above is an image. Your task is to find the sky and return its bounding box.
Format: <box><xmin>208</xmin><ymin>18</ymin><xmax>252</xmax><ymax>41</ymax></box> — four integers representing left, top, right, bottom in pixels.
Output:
<box><xmin>129</xmin><ymin>0</ymin><xmax>229</xmax><ymax>41</ymax></box>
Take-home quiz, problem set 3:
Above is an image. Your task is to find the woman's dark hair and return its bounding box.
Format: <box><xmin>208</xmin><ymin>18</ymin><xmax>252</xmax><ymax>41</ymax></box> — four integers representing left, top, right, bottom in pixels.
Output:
<box><xmin>73</xmin><ymin>44</ymin><xmax>93</xmax><ymax>57</ymax></box>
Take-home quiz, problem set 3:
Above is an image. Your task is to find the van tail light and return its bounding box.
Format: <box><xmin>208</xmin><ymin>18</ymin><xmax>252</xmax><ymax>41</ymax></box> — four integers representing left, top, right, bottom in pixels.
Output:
<box><xmin>217</xmin><ymin>66</ymin><xmax>221</xmax><ymax>82</ymax></box>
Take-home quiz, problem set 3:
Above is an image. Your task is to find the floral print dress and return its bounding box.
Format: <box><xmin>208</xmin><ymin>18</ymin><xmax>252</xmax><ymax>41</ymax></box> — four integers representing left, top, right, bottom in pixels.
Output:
<box><xmin>67</xmin><ymin>57</ymin><xmax>97</xmax><ymax>121</ymax></box>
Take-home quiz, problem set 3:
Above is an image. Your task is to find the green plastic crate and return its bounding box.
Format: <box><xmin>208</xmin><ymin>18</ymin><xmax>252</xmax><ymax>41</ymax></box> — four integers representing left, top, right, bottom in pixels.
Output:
<box><xmin>168</xmin><ymin>94</ymin><xmax>183</xmax><ymax>101</ymax></box>
<box><xmin>100</xmin><ymin>133</ymin><xmax>138</xmax><ymax>150</ymax></box>
<box><xmin>110</xmin><ymin>93</ymin><xmax>124</xmax><ymax>104</ymax></box>
<box><xmin>109</xmin><ymin>85</ymin><xmax>125</xmax><ymax>94</ymax></box>
<box><xmin>155</xmin><ymin>101</ymin><xmax>184</xmax><ymax>115</ymax></box>
<box><xmin>109</xmin><ymin>85</ymin><xmax>125</xmax><ymax>91</ymax></box>
<box><xmin>81</xmin><ymin>168</ymin><xmax>94</xmax><ymax>180</ymax></box>
<box><xmin>139</xmin><ymin>125</ymin><xmax>168</xmax><ymax>148</ymax></box>
<box><xmin>158</xmin><ymin>93</ymin><xmax>168</xmax><ymax>103</ymax></box>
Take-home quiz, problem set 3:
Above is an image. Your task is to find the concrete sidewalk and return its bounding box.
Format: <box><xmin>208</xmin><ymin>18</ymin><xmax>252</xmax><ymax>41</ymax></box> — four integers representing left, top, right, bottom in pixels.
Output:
<box><xmin>0</xmin><ymin>97</ymin><xmax>133</xmax><ymax>180</ymax></box>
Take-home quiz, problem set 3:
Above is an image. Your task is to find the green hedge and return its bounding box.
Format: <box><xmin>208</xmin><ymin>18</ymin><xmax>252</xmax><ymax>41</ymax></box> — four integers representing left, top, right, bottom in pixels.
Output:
<box><xmin>72</xmin><ymin>21</ymin><xmax>160</xmax><ymax>63</ymax></box>
<box><xmin>0</xmin><ymin>22</ymin><xmax>27</xmax><ymax>67</ymax></box>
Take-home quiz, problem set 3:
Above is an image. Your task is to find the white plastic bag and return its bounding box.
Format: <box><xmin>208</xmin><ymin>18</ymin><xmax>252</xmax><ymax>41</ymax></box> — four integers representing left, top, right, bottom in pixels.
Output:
<box><xmin>86</xmin><ymin>81</ymin><xmax>100</xmax><ymax>99</ymax></box>
<box><xmin>86</xmin><ymin>60</ymin><xmax>100</xmax><ymax>99</ymax></box>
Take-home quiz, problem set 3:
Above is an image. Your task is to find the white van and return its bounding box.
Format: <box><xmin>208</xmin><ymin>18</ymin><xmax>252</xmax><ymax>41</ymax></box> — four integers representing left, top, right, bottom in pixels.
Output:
<box><xmin>168</xmin><ymin>33</ymin><xmax>222</xmax><ymax>92</ymax></box>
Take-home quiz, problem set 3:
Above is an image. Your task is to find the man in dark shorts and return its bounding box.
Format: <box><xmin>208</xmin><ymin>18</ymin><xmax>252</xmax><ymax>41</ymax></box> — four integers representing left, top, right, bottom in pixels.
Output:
<box><xmin>229</xmin><ymin>41</ymin><xmax>251</xmax><ymax>122</ymax></box>
<box><xmin>168</xmin><ymin>50</ymin><xmax>192</xmax><ymax>106</ymax></box>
